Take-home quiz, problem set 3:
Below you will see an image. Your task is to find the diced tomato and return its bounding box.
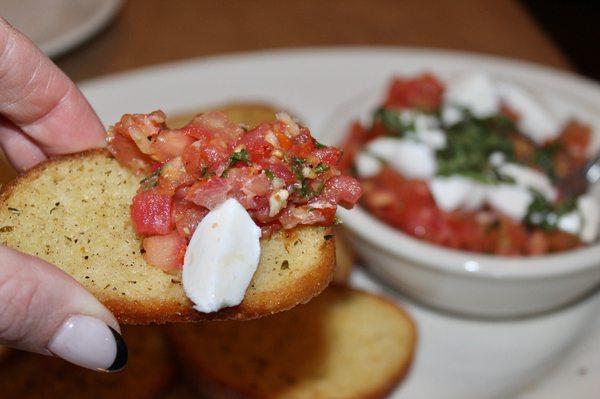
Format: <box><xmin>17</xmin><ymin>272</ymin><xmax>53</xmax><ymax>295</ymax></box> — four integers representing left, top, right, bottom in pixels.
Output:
<box><xmin>151</xmin><ymin>130</ymin><xmax>195</xmax><ymax>162</ymax></box>
<box><xmin>182</xmin><ymin>139</ymin><xmax>230</xmax><ymax>176</ymax></box>
<box><xmin>258</xmin><ymin>158</ymin><xmax>296</xmax><ymax>184</ymax></box>
<box><xmin>226</xmin><ymin>167</ymin><xmax>271</xmax><ymax>209</ymax></box>
<box><xmin>131</xmin><ymin>190</ymin><xmax>174</xmax><ymax>235</ymax></box>
<box><xmin>557</xmin><ymin>121</ymin><xmax>591</xmax><ymax>164</ymax></box>
<box><xmin>237</xmin><ymin>124</ymin><xmax>274</xmax><ymax>162</ymax></box>
<box><xmin>182</xmin><ymin>111</ymin><xmax>243</xmax><ymax>142</ymax></box>
<box><xmin>142</xmin><ymin>231</ymin><xmax>186</xmax><ymax>271</ymax></box>
<box><xmin>172</xmin><ymin>199</ymin><xmax>208</xmax><ymax>239</ymax></box>
<box><xmin>156</xmin><ymin>157</ymin><xmax>195</xmax><ymax>195</ymax></box>
<box><xmin>319</xmin><ymin>175</ymin><xmax>363</xmax><ymax>208</ymax></box>
<box><xmin>107</xmin><ymin>134</ymin><xmax>154</xmax><ymax>175</ymax></box>
<box><xmin>289</xmin><ymin>128</ymin><xmax>316</xmax><ymax>158</ymax></box>
<box><xmin>310</xmin><ymin>147</ymin><xmax>343</xmax><ymax>167</ymax></box>
<box><xmin>384</xmin><ymin>73</ymin><xmax>444</xmax><ymax>112</ymax></box>
<box><xmin>185</xmin><ymin>177</ymin><xmax>230</xmax><ymax>210</ymax></box>
<box><xmin>338</xmin><ymin>122</ymin><xmax>366</xmax><ymax>172</ymax></box>
<box><xmin>279</xmin><ymin>205</ymin><xmax>330</xmax><ymax>229</ymax></box>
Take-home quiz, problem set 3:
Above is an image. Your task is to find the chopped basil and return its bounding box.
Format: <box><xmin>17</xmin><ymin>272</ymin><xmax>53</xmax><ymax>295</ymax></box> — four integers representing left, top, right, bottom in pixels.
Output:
<box><xmin>140</xmin><ymin>167</ymin><xmax>162</xmax><ymax>190</ymax></box>
<box><xmin>229</xmin><ymin>148</ymin><xmax>249</xmax><ymax>164</ymax></box>
<box><xmin>315</xmin><ymin>141</ymin><xmax>327</xmax><ymax>149</ymax></box>
<box><xmin>533</xmin><ymin>142</ymin><xmax>561</xmax><ymax>182</ymax></box>
<box><xmin>314</xmin><ymin>163</ymin><xmax>329</xmax><ymax>174</ymax></box>
<box><xmin>265</xmin><ymin>169</ymin><xmax>275</xmax><ymax>180</ymax></box>
<box><xmin>436</xmin><ymin>112</ymin><xmax>515</xmax><ymax>183</ymax></box>
<box><xmin>525</xmin><ymin>192</ymin><xmax>577</xmax><ymax>231</ymax></box>
<box><xmin>372</xmin><ymin>107</ymin><xmax>414</xmax><ymax>136</ymax></box>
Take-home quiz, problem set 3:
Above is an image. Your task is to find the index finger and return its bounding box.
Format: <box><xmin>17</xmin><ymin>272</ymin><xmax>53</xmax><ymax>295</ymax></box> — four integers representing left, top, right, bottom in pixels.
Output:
<box><xmin>0</xmin><ymin>18</ymin><xmax>106</xmax><ymax>156</ymax></box>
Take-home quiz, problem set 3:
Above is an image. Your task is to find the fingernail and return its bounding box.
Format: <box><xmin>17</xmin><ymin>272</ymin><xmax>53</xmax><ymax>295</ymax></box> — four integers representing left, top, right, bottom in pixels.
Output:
<box><xmin>48</xmin><ymin>315</ymin><xmax>127</xmax><ymax>372</ymax></box>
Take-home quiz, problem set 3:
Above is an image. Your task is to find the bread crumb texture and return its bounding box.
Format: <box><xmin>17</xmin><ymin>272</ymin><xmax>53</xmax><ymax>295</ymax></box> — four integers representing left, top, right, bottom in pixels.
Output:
<box><xmin>0</xmin><ymin>150</ymin><xmax>334</xmax><ymax>323</ymax></box>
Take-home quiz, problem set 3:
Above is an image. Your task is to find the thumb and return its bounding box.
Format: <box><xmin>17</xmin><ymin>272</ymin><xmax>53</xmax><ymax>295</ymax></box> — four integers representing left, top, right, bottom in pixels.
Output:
<box><xmin>0</xmin><ymin>245</ymin><xmax>127</xmax><ymax>372</ymax></box>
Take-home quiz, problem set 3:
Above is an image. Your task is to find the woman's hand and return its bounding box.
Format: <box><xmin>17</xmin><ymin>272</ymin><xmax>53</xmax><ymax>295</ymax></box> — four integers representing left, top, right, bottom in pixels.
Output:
<box><xmin>0</xmin><ymin>18</ymin><xmax>127</xmax><ymax>372</ymax></box>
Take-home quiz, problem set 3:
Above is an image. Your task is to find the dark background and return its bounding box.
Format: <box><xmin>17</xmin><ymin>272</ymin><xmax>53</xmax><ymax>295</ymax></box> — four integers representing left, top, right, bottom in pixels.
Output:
<box><xmin>522</xmin><ymin>0</ymin><xmax>600</xmax><ymax>80</ymax></box>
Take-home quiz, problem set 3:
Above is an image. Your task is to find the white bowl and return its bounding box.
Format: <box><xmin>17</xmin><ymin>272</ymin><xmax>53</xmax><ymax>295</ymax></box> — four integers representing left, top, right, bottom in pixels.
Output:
<box><xmin>324</xmin><ymin>74</ymin><xmax>600</xmax><ymax>318</ymax></box>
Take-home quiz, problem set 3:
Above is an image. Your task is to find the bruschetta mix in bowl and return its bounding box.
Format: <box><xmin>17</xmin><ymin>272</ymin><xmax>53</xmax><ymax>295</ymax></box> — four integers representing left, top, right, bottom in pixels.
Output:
<box><xmin>326</xmin><ymin>72</ymin><xmax>600</xmax><ymax>317</ymax></box>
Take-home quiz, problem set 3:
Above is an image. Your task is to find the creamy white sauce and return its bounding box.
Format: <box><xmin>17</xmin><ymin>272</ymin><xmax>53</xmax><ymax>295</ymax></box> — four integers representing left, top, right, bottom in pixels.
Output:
<box><xmin>485</xmin><ymin>184</ymin><xmax>533</xmax><ymax>221</ymax></box>
<box><xmin>444</xmin><ymin>73</ymin><xmax>499</xmax><ymax>118</ymax></box>
<box><xmin>577</xmin><ymin>195</ymin><xmax>600</xmax><ymax>243</ymax></box>
<box><xmin>441</xmin><ymin>105</ymin><xmax>463</xmax><ymax>126</ymax></box>
<box><xmin>355</xmin><ymin>151</ymin><xmax>382</xmax><ymax>178</ymax></box>
<box><xmin>182</xmin><ymin>198</ymin><xmax>262</xmax><ymax>313</ymax></box>
<box><xmin>429</xmin><ymin>176</ymin><xmax>486</xmax><ymax>212</ymax></box>
<box><xmin>495</xmin><ymin>82</ymin><xmax>561</xmax><ymax>144</ymax></box>
<box><xmin>496</xmin><ymin>163</ymin><xmax>557</xmax><ymax>202</ymax></box>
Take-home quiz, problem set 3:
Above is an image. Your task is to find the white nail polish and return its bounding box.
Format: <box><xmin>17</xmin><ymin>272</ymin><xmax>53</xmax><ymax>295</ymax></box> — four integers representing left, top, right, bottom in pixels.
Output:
<box><xmin>48</xmin><ymin>315</ymin><xmax>127</xmax><ymax>372</ymax></box>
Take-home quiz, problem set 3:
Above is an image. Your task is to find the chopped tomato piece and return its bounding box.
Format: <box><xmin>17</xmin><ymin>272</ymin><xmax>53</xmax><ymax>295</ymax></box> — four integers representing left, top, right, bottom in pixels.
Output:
<box><xmin>384</xmin><ymin>73</ymin><xmax>444</xmax><ymax>112</ymax></box>
<box><xmin>142</xmin><ymin>231</ymin><xmax>186</xmax><ymax>271</ymax></box>
<box><xmin>185</xmin><ymin>177</ymin><xmax>230</xmax><ymax>210</ymax></box>
<box><xmin>131</xmin><ymin>190</ymin><xmax>174</xmax><ymax>235</ymax></box>
<box><xmin>320</xmin><ymin>175</ymin><xmax>363</xmax><ymax>208</ymax></box>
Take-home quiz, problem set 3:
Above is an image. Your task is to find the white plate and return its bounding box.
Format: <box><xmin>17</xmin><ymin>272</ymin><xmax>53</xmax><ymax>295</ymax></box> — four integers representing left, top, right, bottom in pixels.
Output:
<box><xmin>79</xmin><ymin>48</ymin><xmax>600</xmax><ymax>399</ymax></box>
<box><xmin>1</xmin><ymin>0</ymin><xmax>122</xmax><ymax>57</ymax></box>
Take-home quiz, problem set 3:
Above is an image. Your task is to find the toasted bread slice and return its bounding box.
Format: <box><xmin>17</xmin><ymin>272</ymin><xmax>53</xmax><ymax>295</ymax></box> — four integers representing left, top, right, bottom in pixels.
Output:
<box><xmin>333</xmin><ymin>229</ymin><xmax>355</xmax><ymax>284</ymax></box>
<box><xmin>169</xmin><ymin>286</ymin><xmax>417</xmax><ymax>399</ymax></box>
<box><xmin>0</xmin><ymin>150</ymin><xmax>335</xmax><ymax>324</ymax></box>
<box><xmin>0</xmin><ymin>326</ymin><xmax>173</xmax><ymax>398</ymax></box>
<box><xmin>168</xmin><ymin>103</ymin><xmax>279</xmax><ymax>129</ymax></box>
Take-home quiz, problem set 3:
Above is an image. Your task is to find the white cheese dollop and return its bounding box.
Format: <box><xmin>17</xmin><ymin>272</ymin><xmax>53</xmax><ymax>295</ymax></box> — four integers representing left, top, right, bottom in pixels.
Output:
<box><xmin>495</xmin><ymin>82</ymin><xmax>561</xmax><ymax>144</ymax></box>
<box><xmin>445</xmin><ymin>73</ymin><xmax>500</xmax><ymax>118</ymax></box>
<box><xmin>441</xmin><ymin>105</ymin><xmax>464</xmax><ymax>126</ymax></box>
<box><xmin>365</xmin><ymin>137</ymin><xmax>437</xmax><ymax>179</ymax></box>
<box><xmin>497</xmin><ymin>163</ymin><xmax>557</xmax><ymax>201</ymax></box>
<box><xmin>355</xmin><ymin>151</ymin><xmax>382</xmax><ymax>178</ymax></box>
<box><xmin>429</xmin><ymin>176</ymin><xmax>486</xmax><ymax>212</ymax></box>
<box><xmin>577</xmin><ymin>194</ymin><xmax>600</xmax><ymax>243</ymax></box>
<box><xmin>485</xmin><ymin>184</ymin><xmax>533</xmax><ymax>221</ymax></box>
<box><xmin>182</xmin><ymin>198</ymin><xmax>262</xmax><ymax>313</ymax></box>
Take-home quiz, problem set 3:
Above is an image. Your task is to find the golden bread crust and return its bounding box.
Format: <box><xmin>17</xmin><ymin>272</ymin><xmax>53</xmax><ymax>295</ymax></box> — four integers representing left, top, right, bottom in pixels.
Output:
<box><xmin>0</xmin><ymin>150</ymin><xmax>335</xmax><ymax>324</ymax></box>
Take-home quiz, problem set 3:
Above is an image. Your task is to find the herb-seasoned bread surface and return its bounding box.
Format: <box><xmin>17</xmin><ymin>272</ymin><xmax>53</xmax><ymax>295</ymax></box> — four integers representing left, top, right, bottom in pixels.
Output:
<box><xmin>0</xmin><ymin>326</ymin><xmax>173</xmax><ymax>399</ymax></box>
<box><xmin>169</xmin><ymin>286</ymin><xmax>417</xmax><ymax>399</ymax></box>
<box><xmin>0</xmin><ymin>150</ymin><xmax>335</xmax><ymax>324</ymax></box>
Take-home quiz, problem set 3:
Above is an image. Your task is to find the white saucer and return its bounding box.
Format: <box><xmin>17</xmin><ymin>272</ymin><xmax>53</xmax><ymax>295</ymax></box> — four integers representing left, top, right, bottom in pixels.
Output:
<box><xmin>1</xmin><ymin>0</ymin><xmax>122</xmax><ymax>57</ymax></box>
<box><xmin>79</xmin><ymin>47</ymin><xmax>600</xmax><ymax>398</ymax></box>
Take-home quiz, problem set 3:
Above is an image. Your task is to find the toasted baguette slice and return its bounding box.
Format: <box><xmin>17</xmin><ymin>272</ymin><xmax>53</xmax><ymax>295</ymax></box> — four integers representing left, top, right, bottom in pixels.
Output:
<box><xmin>0</xmin><ymin>326</ymin><xmax>173</xmax><ymax>398</ymax></box>
<box><xmin>169</xmin><ymin>286</ymin><xmax>417</xmax><ymax>399</ymax></box>
<box><xmin>0</xmin><ymin>150</ymin><xmax>335</xmax><ymax>324</ymax></box>
<box><xmin>167</xmin><ymin>102</ymin><xmax>279</xmax><ymax>129</ymax></box>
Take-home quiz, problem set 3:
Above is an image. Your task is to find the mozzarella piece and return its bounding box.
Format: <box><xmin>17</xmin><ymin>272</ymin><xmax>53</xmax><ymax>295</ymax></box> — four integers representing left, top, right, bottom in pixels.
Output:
<box><xmin>388</xmin><ymin>140</ymin><xmax>437</xmax><ymax>179</ymax></box>
<box><xmin>182</xmin><ymin>198</ymin><xmax>262</xmax><ymax>313</ymax></box>
<box><xmin>445</xmin><ymin>73</ymin><xmax>500</xmax><ymax>118</ymax></box>
<box><xmin>496</xmin><ymin>82</ymin><xmax>561</xmax><ymax>144</ymax></box>
<box><xmin>429</xmin><ymin>176</ymin><xmax>486</xmax><ymax>212</ymax></box>
<box><xmin>557</xmin><ymin>212</ymin><xmax>582</xmax><ymax>236</ymax></box>
<box><xmin>365</xmin><ymin>137</ymin><xmax>437</xmax><ymax>179</ymax></box>
<box><xmin>441</xmin><ymin>105</ymin><xmax>463</xmax><ymax>126</ymax></box>
<box><xmin>486</xmin><ymin>184</ymin><xmax>533</xmax><ymax>221</ymax></box>
<box><xmin>415</xmin><ymin>128</ymin><xmax>447</xmax><ymax>149</ymax></box>
<box><xmin>355</xmin><ymin>151</ymin><xmax>382</xmax><ymax>178</ymax></box>
<box><xmin>497</xmin><ymin>163</ymin><xmax>557</xmax><ymax>201</ymax></box>
<box><xmin>269</xmin><ymin>189</ymin><xmax>289</xmax><ymax>217</ymax></box>
<box><xmin>489</xmin><ymin>151</ymin><xmax>506</xmax><ymax>167</ymax></box>
<box><xmin>578</xmin><ymin>195</ymin><xmax>600</xmax><ymax>243</ymax></box>
<box><xmin>364</xmin><ymin>137</ymin><xmax>399</xmax><ymax>160</ymax></box>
